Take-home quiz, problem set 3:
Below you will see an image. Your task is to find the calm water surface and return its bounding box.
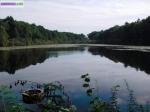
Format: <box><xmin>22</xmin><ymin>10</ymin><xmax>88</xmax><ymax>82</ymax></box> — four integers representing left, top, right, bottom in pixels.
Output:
<box><xmin>0</xmin><ymin>46</ymin><xmax>150</xmax><ymax>112</ymax></box>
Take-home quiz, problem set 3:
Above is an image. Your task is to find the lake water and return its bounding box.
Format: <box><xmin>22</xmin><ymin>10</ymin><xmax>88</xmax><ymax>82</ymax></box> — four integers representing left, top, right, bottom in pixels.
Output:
<box><xmin>0</xmin><ymin>46</ymin><xmax>150</xmax><ymax>112</ymax></box>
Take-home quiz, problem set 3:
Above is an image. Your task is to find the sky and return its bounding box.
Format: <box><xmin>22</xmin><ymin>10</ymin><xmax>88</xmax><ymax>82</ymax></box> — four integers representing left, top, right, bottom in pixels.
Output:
<box><xmin>0</xmin><ymin>0</ymin><xmax>150</xmax><ymax>34</ymax></box>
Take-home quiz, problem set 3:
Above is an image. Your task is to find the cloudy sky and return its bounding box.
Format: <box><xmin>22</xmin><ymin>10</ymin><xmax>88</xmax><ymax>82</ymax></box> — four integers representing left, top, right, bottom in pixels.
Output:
<box><xmin>0</xmin><ymin>0</ymin><xmax>150</xmax><ymax>34</ymax></box>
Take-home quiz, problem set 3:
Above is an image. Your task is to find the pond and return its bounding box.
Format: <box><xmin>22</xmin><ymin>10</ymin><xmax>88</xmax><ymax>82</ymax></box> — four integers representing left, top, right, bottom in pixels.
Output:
<box><xmin>0</xmin><ymin>46</ymin><xmax>150</xmax><ymax>112</ymax></box>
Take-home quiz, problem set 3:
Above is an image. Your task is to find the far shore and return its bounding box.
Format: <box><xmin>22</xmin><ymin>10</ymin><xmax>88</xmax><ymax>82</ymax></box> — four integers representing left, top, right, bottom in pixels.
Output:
<box><xmin>0</xmin><ymin>44</ymin><xmax>82</xmax><ymax>51</ymax></box>
<box><xmin>1</xmin><ymin>44</ymin><xmax>150</xmax><ymax>51</ymax></box>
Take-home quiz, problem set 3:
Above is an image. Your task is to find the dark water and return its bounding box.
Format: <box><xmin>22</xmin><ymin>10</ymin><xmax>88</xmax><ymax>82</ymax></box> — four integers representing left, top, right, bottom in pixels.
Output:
<box><xmin>0</xmin><ymin>46</ymin><xmax>150</xmax><ymax>111</ymax></box>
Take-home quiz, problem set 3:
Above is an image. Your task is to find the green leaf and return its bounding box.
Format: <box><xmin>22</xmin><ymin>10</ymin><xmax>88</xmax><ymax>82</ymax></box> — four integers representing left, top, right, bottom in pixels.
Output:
<box><xmin>85</xmin><ymin>78</ymin><xmax>90</xmax><ymax>82</ymax></box>
<box><xmin>83</xmin><ymin>83</ymin><xmax>89</xmax><ymax>88</ymax></box>
<box><xmin>81</xmin><ymin>74</ymin><xmax>89</xmax><ymax>79</ymax></box>
<box><xmin>87</xmin><ymin>89</ymin><xmax>93</xmax><ymax>96</ymax></box>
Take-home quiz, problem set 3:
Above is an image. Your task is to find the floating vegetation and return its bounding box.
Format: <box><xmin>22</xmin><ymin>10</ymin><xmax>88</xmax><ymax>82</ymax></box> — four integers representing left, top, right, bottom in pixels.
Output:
<box><xmin>6</xmin><ymin>80</ymin><xmax>76</xmax><ymax>112</ymax></box>
<box><xmin>0</xmin><ymin>85</ymin><xmax>30</xmax><ymax>112</ymax></box>
<box><xmin>0</xmin><ymin>74</ymin><xmax>150</xmax><ymax>112</ymax></box>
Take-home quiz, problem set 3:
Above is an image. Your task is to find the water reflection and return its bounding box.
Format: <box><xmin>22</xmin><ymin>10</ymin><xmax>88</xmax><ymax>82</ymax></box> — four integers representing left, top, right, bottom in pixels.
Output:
<box><xmin>0</xmin><ymin>47</ymin><xmax>84</xmax><ymax>74</ymax></box>
<box><xmin>88</xmin><ymin>46</ymin><xmax>150</xmax><ymax>74</ymax></box>
<box><xmin>0</xmin><ymin>46</ymin><xmax>150</xmax><ymax>111</ymax></box>
<box><xmin>1</xmin><ymin>46</ymin><xmax>150</xmax><ymax>75</ymax></box>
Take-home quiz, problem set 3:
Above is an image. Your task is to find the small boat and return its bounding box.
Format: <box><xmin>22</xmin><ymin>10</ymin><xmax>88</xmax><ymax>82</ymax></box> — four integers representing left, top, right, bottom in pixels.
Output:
<box><xmin>22</xmin><ymin>89</ymin><xmax>44</xmax><ymax>104</ymax></box>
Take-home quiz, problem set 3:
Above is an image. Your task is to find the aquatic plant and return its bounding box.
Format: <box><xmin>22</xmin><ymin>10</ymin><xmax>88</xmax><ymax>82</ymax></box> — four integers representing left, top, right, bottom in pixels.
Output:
<box><xmin>1</xmin><ymin>76</ymin><xmax>150</xmax><ymax>112</ymax></box>
<box><xmin>39</xmin><ymin>81</ymin><xmax>75</xmax><ymax>112</ymax></box>
<box><xmin>81</xmin><ymin>74</ymin><xmax>150</xmax><ymax>112</ymax></box>
<box><xmin>81</xmin><ymin>74</ymin><xmax>122</xmax><ymax>112</ymax></box>
<box><xmin>0</xmin><ymin>85</ymin><xmax>28</xmax><ymax>112</ymax></box>
<box><xmin>4</xmin><ymin>80</ymin><xmax>76</xmax><ymax>112</ymax></box>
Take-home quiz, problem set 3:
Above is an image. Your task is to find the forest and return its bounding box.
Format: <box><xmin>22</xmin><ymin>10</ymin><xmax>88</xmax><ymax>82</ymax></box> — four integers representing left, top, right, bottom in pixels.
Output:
<box><xmin>88</xmin><ymin>16</ymin><xmax>150</xmax><ymax>45</ymax></box>
<box><xmin>0</xmin><ymin>16</ymin><xmax>87</xmax><ymax>47</ymax></box>
<box><xmin>1</xmin><ymin>16</ymin><xmax>150</xmax><ymax>47</ymax></box>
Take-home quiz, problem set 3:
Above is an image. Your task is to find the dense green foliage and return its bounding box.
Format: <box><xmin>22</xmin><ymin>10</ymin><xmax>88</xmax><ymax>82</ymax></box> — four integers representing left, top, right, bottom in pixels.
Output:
<box><xmin>1</xmin><ymin>16</ymin><xmax>150</xmax><ymax>46</ymax></box>
<box><xmin>0</xmin><ymin>16</ymin><xmax>87</xmax><ymax>46</ymax></box>
<box><xmin>88</xmin><ymin>16</ymin><xmax>150</xmax><ymax>45</ymax></box>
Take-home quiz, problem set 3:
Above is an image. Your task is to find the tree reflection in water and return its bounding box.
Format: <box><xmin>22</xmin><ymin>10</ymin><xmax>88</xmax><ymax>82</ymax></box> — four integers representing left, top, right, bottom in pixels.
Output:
<box><xmin>0</xmin><ymin>47</ymin><xmax>84</xmax><ymax>74</ymax></box>
<box><xmin>88</xmin><ymin>46</ymin><xmax>150</xmax><ymax>74</ymax></box>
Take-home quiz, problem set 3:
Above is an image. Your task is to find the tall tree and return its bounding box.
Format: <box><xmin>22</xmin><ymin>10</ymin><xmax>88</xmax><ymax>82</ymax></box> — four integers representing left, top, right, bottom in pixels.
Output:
<box><xmin>0</xmin><ymin>26</ymin><xmax>9</xmax><ymax>47</ymax></box>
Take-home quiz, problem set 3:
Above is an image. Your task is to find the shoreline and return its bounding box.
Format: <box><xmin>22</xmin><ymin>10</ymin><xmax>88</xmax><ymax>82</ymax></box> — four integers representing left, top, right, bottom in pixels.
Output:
<box><xmin>1</xmin><ymin>44</ymin><xmax>150</xmax><ymax>51</ymax></box>
<box><xmin>0</xmin><ymin>44</ymin><xmax>82</xmax><ymax>51</ymax></box>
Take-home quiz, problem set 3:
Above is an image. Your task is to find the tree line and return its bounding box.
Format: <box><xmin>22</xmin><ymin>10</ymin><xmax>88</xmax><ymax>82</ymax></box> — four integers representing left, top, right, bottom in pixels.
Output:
<box><xmin>0</xmin><ymin>16</ymin><xmax>87</xmax><ymax>47</ymax></box>
<box><xmin>88</xmin><ymin>16</ymin><xmax>150</xmax><ymax>45</ymax></box>
<box><xmin>1</xmin><ymin>16</ymin><xmax>150</xmax><ymax>46</ymax></box>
